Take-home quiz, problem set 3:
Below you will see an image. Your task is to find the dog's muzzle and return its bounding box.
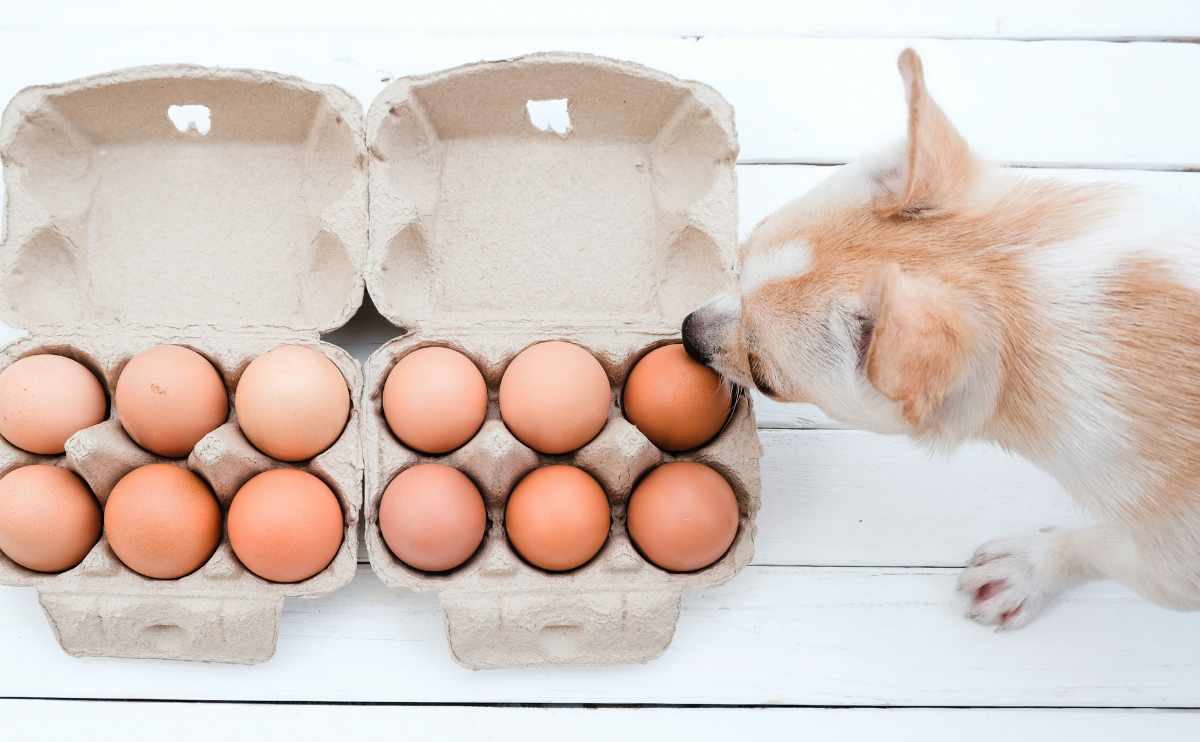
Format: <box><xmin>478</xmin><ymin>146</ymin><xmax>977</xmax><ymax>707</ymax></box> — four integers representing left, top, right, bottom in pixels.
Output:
<box><xmin>681</xmin><ymin>310</ymin><xmax>711</xmax><ymax>364</ymax></box>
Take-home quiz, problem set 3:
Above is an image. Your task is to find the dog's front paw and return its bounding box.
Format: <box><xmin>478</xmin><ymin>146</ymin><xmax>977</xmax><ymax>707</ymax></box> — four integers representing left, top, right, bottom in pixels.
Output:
<box><xmin>957</xmin><ymin>529</ymin><xmax>1069</xmax><ymax>630</ymax></box>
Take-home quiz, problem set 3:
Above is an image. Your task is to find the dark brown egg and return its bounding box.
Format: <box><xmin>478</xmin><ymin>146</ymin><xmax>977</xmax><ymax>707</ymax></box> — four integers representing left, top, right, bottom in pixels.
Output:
<box><xmin>623</xmin><ymin>343</ymin><xmax>732</xmax><ymax>451</ymax></box>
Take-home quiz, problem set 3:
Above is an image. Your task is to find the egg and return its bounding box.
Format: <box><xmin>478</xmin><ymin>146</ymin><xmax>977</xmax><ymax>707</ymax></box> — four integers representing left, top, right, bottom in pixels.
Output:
<box><xmin>379</xmin><ymin>464</ymin><xmax>487</xmax><ymax>572</ymax></box>
<box><xmin>498</xmin><ymin>341</ymin><xmax>610</xmax><ymax>454</ymax></box>
<box><xmin>0</xmin><ymin>354</ymin><xmax>107</xmax><ymax>455</ymax></box>
<box><xmin>505</xmin><ymin>465</ymin><xmax>610</xmax><ymax>572</ymax></box>
<box><xmin>383</xmin><ymin>347</ymin><xmax>487</xmax><ymax>454</ymax></box>
<box><xmin>227</xmin><ymin>468</ymin><xmax>344</xmax><ymax>583</ymax></box>
<box><xmin>623</xmin><ymin>343</ymin><xmax>732</xmax><ymax>451</ymax></box>
<box><xmin>0</xmin><ymin>465</ymin><xmax>100</xmax><ymax>573</ymax></box>
<box><xmin>627</xmin><ymin>462</ymin><xmax>739</xmax><ymax>573</ymax></box>
<box><xmin>115</xmin><ymin>345</ymin><xmax>228</xmax><ymax>458</ymax></box>
<box><xmin>104</xmin><ymin>463</ymin><xmax>221</xmax><ymax>579</ymax></box>
<box><xmin>235</xmin><ymin>345</ymin><xmax>350</xmax><ymax>462</ymax></box>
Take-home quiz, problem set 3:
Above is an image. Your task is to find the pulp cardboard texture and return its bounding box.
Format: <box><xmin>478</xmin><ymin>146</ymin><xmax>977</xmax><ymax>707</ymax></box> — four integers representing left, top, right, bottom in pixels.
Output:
<box><xmin>363</xmin><ymin>54</ymin><xmax>763</xmax><ymax>668</ymax></box>
<box><xmin>0</xmin><ymin>66</ymin><xmax>368</xmax><ymax>663</ymax></box>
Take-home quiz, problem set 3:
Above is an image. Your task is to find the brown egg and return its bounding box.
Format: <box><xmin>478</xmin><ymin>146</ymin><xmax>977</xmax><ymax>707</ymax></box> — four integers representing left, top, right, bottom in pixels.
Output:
<box><xmin>0</xmin><ymin>354</ymin><xmax>107</xmax><ymax>455</ymax></box>
<box><xmin>379</xmin><ymin>464</ymin><xmax>487</xmax><ymax>572</ymax></box>
<box><xmin>623</xmin><ymin>343</ymin><xmax>732</xmax><ymax>451</ymax></box>
<box><xmin>627</xmin><ymin>462</ymin><xmax>739</xmax><ymax>573</ymax></box>
<box><xmin>104</xmin><ymin>464</ymin><xmax>221</xmax><ymax>579</ymax></box>
<box><xmin>505</xmin><ymin>465</ymin><xmax>610</xmax><ymax>572</ymax></box>
<box><xmin>235</xmin><ymin>345</ymin><xmax>350</xmax><ymax>462</ymax></box>
<box><xmin>115</xmin><ymin>345</ymin><xmax>228</xmax><ymax>458</ymax></box>
<box><xmin>383</xmin><ymin>347</ymin><xmax>488</xmax><ymax>454</ymax></box>
<box><xmin>498</xmin><ymin>341</ymin><xmax>610</xmax><ymax>454</ymax></box>
<box><xmin>227</xmin><ymin>468</ymin><xmax>344</xmax><ymax>583</ymax></box>
<box><xmin>0</xmin><ymin>465</ymin><xmax>100</xmax><ymax>573</ymax></box>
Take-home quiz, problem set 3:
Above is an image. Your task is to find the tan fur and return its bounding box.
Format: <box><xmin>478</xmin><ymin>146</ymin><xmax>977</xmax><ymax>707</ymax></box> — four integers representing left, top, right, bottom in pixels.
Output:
<box><xmin>1102</xmin><ymin>258</ymin><xmax>1200</xmax><ymax>520</ymax></box>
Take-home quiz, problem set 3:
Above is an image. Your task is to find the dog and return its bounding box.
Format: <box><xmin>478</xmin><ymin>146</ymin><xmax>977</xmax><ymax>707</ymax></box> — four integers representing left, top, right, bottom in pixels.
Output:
<box><xmin>682</xmin><ymin>49</ymin><xmax>1200</xmax><ymax>629</ymax></box>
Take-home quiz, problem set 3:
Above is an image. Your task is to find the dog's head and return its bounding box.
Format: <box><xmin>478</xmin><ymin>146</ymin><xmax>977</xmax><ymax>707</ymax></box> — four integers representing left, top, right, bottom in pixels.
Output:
<box><xmin>683</xmin><ymin>49</ymin><xmax>1003</xmax><ymax>436</ymax></box>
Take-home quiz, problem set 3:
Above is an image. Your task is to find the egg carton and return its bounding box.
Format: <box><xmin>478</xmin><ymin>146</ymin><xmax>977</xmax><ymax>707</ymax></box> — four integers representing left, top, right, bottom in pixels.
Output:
<box><xmin>363</xmin><ymin>54</ymin><xmax>762</xmax><ymax>668</ymax></box>
<box><xmin>0</xmin><ymin>67</ymin><xmax>367</xmax><ymax>663</ymax></box>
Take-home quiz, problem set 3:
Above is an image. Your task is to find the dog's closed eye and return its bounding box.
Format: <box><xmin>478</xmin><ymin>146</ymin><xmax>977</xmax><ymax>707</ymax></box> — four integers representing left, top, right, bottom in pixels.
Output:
<box><xmin>854</xmin><ymin>313</ymin><xmax>875</xmax><ymax>365</ymax></box>
<box><xmin>747</xmin><ymin>352</ymin><xmax>778</xmax><ymax>397</ymax></box>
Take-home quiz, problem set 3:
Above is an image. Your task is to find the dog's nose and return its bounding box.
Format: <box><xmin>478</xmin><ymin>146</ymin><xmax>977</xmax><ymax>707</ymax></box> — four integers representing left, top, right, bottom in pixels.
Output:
<box><xmin>681</xmin><ymin>311</ymin><xmax>711</xmax><ymax>364</ymax></box>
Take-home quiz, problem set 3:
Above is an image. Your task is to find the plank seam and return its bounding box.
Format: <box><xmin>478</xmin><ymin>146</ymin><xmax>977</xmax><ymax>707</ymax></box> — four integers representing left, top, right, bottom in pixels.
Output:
<box><xmin>738</xmin><ymin>160</ymin><xmax>1200</xmax><ymax>172</ymax></box>
<box><xmin>350</xmin><ymin>560</ymin><xmax>967</xmax><ymax>569</ymax></box>
<box><xmin>9</xmin><ymin>696</ymin><xmax>1200</xmax><ymax>705</ymax></box>
<box><xmin>1</xmin><ymin>26</ymin><xmax>1198</xmax><ymax>43</ymax></box>
<box><xmin>4</xmin><ymin>697</ymin><xmax>1200</xmax><ymax>710</ymax></box>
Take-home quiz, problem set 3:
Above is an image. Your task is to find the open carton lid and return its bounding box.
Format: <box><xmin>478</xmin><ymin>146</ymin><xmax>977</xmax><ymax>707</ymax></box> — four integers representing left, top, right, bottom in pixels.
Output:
<box><xmin>0</xmin><ymin>65</ymin><xmax>367</xmax><ymax>338</ymax></box>
<box><xmin>366</xmin><ymin>53</ymin><xmax>739</xmax><ymax>334</ymax></box>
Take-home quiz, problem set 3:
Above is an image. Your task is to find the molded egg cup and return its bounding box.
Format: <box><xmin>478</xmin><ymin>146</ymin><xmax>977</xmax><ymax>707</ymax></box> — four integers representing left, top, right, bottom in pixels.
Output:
<box><xmin>363</xmin><ymin>55</ymin><xmax>763</xmax><ymax>668</ymax></box>
<box><xmin>0</xmin><ymin>67</ymin><xmax>367</xmax><ymax>663</ymax></box>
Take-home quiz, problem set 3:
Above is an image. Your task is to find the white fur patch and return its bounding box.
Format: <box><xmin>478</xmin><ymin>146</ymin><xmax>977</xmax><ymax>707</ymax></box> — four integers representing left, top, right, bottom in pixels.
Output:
<box><xmin>740</xmin><ymin>240</ymin><xmax>814</xmax><ymax>293</ymax></box>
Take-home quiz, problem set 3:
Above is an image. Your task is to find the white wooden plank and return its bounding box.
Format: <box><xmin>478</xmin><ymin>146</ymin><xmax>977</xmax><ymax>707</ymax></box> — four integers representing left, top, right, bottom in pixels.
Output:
<box><xmin>0</xmin><ymin>33</ymin><xmax>1194</xmax><ymax>166</ymax></box>
<box><xmin>2</xmin><ymin>564</ymin><xmax>1198</xmax><ymax>706</ymax></box>
<box><xmin>8</xmin><ymin>1</ymin><xmax>1199</xmax><ymax>40</ymax></box>
<box><xmin>755</xmin><ymin>430</ymin><xmax>1086</xmax><ymax>566</ymax></box>
<box><xmin>6</xmin><ymin>701</ymin><xmax>1200</xmax><ymax>742</ymax></box>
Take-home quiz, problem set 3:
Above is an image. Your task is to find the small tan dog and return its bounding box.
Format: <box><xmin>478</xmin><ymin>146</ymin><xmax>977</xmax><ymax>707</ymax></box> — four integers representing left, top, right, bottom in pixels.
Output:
<box><xmin>683</xmin><ymin>49</ymin><xmax>1200</xmax><ymax>629</ymax></box>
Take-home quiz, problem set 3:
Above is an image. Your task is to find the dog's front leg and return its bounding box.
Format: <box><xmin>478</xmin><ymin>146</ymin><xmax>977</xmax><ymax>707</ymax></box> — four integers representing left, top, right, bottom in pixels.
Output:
<box><xmin>956</xmin><ymin>525</ymin><xmax>1140</xmax><ymax>629</ymax></box>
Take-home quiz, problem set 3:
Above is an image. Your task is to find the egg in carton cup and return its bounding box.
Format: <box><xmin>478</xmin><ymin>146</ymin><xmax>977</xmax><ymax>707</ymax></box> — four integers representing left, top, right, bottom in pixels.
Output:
<box><xmin>0</xmin><ymin>66</ymin><xmax>367</xmax><ymax>663</ymax></box>
<box><xmin>363</xmin><ymin>53</ymin><xmax>762</xmax><ymax>668</ymax></box>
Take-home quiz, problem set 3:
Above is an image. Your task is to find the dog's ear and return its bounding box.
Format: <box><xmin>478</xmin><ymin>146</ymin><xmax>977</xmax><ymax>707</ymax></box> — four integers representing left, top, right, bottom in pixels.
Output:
<box><xmin>874</xmin><ymin>49</ymin><xmax>976</xmax><ymax>218</ymax></box>
<box><xmin>863</xmin><ymin>264</ymin><xmax>974</xmax><ymax>430</ymax></box>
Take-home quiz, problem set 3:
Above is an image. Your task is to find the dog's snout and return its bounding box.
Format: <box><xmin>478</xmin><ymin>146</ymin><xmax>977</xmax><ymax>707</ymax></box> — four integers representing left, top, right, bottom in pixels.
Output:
<box><xmin>682</xmin><ymin>311</ymin><xmax>711</xmax><ymax>364</ymax></box>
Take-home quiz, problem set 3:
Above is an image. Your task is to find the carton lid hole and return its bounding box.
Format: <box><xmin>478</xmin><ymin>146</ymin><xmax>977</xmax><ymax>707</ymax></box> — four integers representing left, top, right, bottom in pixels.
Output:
<box><xmin>167</xmin><ymin>104</ymin><xmax>211</xmax><ymax>136</ymax></box>
<box><xmin>525</xmin><ymin>98</ymin><xmax>571</xmax><ymax>137</ymax></box>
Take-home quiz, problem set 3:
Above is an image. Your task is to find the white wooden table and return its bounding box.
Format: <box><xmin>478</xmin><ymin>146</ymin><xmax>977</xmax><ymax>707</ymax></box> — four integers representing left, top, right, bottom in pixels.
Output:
<box><xmin>4</xmin><ymin>2</ymin><xmax>1200</xmax><ymax>738</ymax></box>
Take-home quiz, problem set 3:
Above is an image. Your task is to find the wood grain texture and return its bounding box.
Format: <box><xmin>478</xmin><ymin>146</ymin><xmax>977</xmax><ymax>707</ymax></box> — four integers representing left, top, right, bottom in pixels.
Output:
<box><xmin>1</xmin><ymin>564</ymin><xmax>1197</xmax><ymax>706</ymax></box>
<box><xmin>6</xmin><ymin>701</ymin><xmax>1200</xmax><ymax>741</ymax></box>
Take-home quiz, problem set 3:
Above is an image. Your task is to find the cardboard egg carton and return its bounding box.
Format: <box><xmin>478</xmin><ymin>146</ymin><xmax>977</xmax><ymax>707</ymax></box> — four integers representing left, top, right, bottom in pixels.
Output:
<box><xmin>362</xmin><ymin>54</ymin><xmax>762</xmax><ymax>668</ymax></box>
<box><xmin>0</xmin><ymin>66</ymin><xmax>367</xmax><ymax>663</ymax></box>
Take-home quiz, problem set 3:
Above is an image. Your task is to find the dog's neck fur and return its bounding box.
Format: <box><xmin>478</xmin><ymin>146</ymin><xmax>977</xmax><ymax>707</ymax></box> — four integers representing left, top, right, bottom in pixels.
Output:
<box><xmin>904</xmin><ymin>167</ymin><xmax>1200</xmax><ymax>526</ymax></box>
